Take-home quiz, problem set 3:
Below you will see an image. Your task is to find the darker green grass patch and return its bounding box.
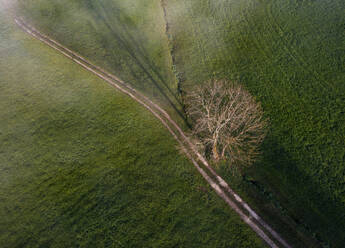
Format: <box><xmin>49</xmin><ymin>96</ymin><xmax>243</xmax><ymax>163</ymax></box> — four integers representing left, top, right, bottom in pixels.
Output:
<box><xmin>164</xmin><ymin>0</ymin><xmax>345</xmax><ymax>246</ymax></box>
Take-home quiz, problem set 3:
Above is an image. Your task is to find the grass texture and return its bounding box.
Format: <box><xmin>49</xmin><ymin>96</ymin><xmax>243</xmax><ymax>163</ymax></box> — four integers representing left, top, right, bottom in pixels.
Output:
<box><xmin>16</xmin><ymin>0</ymin><xmax>186</xmax><ymax>125</ymax></box>
<box><xmin>0</xmin><ymin>2</ymin><xmax>264</xmax><ymax>248</ymax></box>
<box><xmin>164</xmin><ymin>0</ymin><xmax>345</xmax><ymax>246</ymax></box>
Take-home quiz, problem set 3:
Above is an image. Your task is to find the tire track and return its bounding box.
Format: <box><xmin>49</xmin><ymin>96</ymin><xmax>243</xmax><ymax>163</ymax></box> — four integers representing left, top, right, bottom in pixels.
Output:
<box><xmin>15</xmin><ymin>17</ymin><xmax>290</xmax><ymax>248</ymax></box>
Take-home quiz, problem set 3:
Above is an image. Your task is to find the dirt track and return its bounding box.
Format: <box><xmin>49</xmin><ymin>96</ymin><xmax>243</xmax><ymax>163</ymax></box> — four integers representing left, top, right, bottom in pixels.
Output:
<box><xmin>15</xmin><ymin>18</ymin><xmax>291</xmax><ymax>248</ymax></box>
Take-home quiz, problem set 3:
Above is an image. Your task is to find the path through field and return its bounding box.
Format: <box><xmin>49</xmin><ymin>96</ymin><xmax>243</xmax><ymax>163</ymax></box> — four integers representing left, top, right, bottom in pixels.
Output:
<box><xmin>15</xmin><ymin>18</ymin><xmax>291</xmax><ymax>248</ymax></box>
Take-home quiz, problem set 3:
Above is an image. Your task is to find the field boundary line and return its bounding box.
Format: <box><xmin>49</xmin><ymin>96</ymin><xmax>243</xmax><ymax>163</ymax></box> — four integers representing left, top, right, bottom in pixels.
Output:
<box><xmin>15</xmin><ymin>17</ymin><xmax>290</xmax><ymax>248</ymax></box>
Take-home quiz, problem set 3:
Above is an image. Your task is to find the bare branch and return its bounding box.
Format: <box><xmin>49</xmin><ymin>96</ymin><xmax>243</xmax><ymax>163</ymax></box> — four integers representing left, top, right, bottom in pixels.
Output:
<box><xmin>186</xmin><ymin>80</ymin><xmax>268</xmax><ymax>167</ymax></box>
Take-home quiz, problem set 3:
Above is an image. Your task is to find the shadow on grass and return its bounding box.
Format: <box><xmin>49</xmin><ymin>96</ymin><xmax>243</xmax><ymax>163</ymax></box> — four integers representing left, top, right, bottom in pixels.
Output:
<box><xmin>227</xmin><ymin>137</ymin><xmax>345</xmax><ymax>247</ymax></box>
<box><xmin>83</xmin><ymin>0</ymin><xmax>188</xmax><ymax>126</ymax></box>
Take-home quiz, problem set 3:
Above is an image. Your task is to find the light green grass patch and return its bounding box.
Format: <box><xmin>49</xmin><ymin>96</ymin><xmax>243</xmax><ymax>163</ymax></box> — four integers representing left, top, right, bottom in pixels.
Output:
<box><xmin>16</xmin><ymin>0</ymin><xmax>186</xmax><ymax>126</ymax></box>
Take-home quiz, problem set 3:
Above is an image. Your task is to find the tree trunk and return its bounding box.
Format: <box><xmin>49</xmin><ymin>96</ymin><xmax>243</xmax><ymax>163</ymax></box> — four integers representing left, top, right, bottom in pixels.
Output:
<box><xmin>212</xmin><ymin>142</ymin><xmax>219</xmax><ymax>161</ymax></box>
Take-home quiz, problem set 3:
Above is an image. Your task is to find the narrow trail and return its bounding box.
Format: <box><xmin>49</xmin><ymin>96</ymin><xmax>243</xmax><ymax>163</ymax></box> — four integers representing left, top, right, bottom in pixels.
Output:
<box><xmin>15</xmin><ymin>18</ymin><xmax>291</xmax><ymax>248</ymax></box>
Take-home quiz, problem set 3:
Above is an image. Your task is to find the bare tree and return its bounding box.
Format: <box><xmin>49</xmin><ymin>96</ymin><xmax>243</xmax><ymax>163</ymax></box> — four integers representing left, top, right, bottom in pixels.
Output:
<box><xmin>186</xmin><ymin>80</ymin><xmax>267</xmax><ymax>167</ymax></box>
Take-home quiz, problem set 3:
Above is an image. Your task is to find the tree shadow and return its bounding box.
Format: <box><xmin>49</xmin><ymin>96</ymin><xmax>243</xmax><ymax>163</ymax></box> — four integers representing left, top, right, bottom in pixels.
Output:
<box><xmin>83</xmin><ymin>0</ymin><xmax>188</xmax><ymax>125</ymax></box>
<box><xmin>245</xmin><ymin>137</ymin><xmax>345</xmax><ymax>247</ymax></box>
<box><xmin>216</xmin><ymin>135</ymin><xmax>345</xmax><ymax>246</ymax></box>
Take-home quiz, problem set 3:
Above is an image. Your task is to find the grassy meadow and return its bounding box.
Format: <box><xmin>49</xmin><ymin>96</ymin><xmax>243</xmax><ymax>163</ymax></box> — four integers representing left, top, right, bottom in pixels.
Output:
<box><xmin>3</xmin><ymin>0</ymin><xmax>345</xmax><ymax>247</ymax></box>
<box><xmin>0</xmin><ymin>2</ymin><xmax>266</xmax><ymax>248</ymax></box>
<box><xmin>164</xmin><ymin>0</ymin><xmax>345</xmax><ymax>246</ymax></box>
<box><xmin>15</xmin><ymin>0</ymin><xmax>186</xmax><ymax>126</ymax></box>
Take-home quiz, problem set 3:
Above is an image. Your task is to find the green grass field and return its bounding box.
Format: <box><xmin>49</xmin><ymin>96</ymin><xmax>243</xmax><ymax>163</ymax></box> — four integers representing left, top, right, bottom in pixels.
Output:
<box><xmin>0</xmin><ymin>2</ymin><xmax>265</xmax><ymax>248</ymax></box>
<box><xmin>15</xmin><ymin>0</ymin><xmax>186</xmax><ymax>126</ymax></box>
<box><xmin>164</xmin><ymin>0</ymin><xmax>345</xmax><ymax>246</ymax></box>
<box><xmin>3</xmin><ymin>0</ymin><xmax>345</xmax><ymax>246</ymax></box>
